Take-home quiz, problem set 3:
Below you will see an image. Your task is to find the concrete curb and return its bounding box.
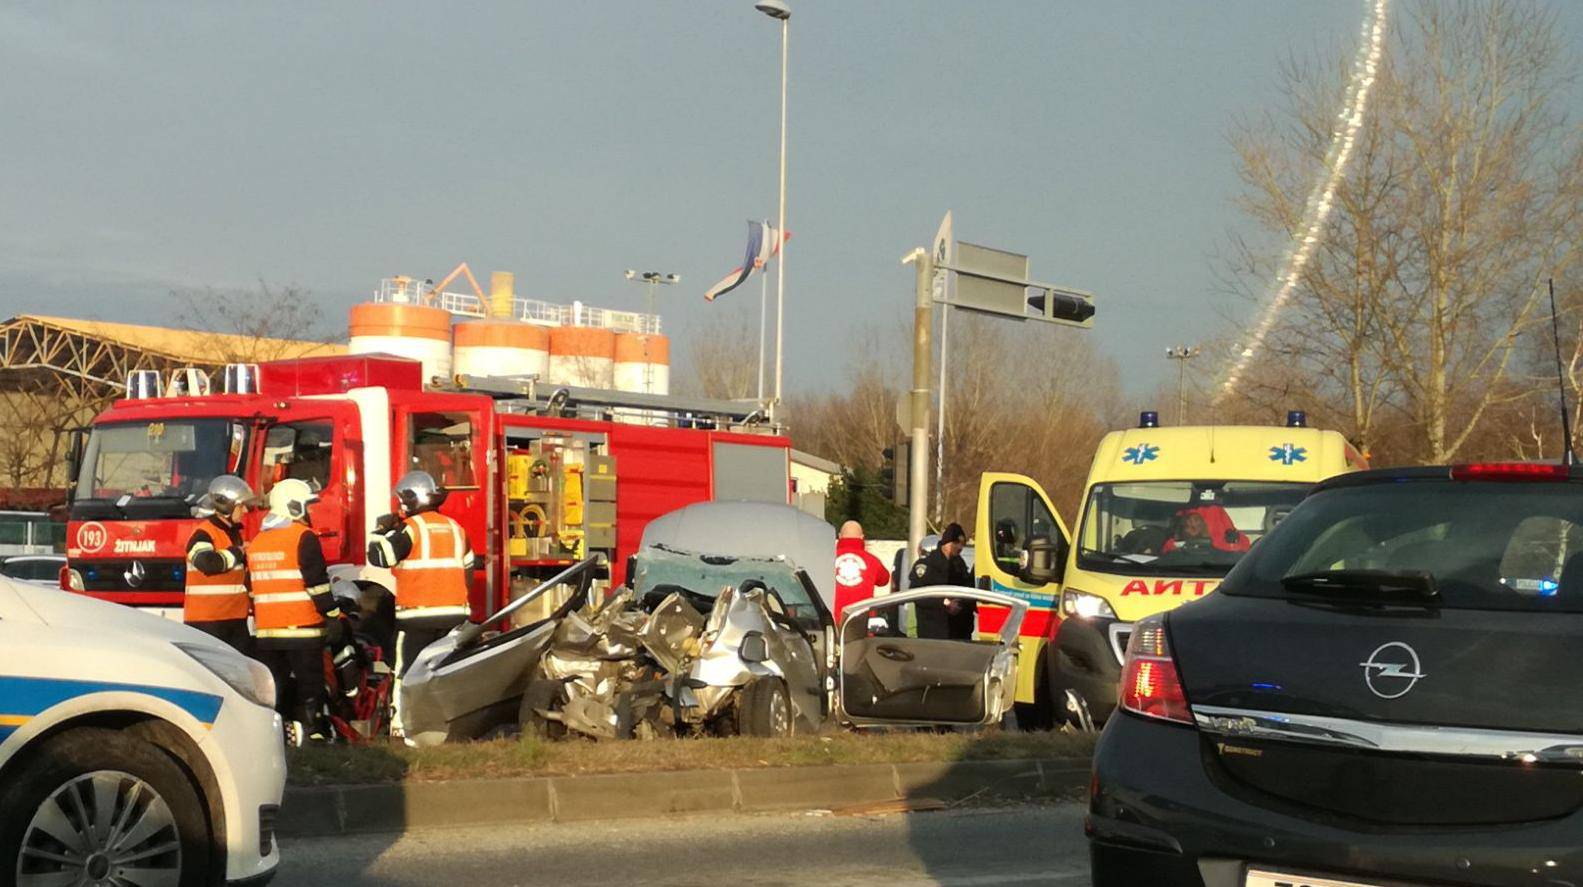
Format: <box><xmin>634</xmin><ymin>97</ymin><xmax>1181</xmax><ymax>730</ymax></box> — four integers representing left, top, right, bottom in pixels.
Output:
<box><xmin>277</xmin><ymin>756</ymin><xmax>1090</xmax><ymax>836</ymax></box>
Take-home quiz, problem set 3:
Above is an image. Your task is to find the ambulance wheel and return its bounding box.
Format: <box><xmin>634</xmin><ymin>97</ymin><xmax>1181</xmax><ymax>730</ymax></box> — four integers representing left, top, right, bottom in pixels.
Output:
<box><xmin>737</xmin><ymin>678</ymin><xmax>792</xmax><ymax>737</ymax></box>
<box><xmin>1014</xmin><ymin>657</ymin><xmax>1056</xmax><ymax>731</ymax></box>
<box><xmin>0</xmin><ymin>727</ymin><xmax>212</xmax><ymax>887</ymax></box>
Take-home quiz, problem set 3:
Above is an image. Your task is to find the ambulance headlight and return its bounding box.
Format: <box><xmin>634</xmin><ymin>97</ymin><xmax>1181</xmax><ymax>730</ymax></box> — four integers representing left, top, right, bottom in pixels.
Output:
<box><xmin>176</xmin><ymin>643</ymin><xmax>276</xmax><ymax>709</ymax></box>
<box><xmin>1060</xmin><ymin>589</ymin><xmax>1116</xmax><ymax>620</ymax></box>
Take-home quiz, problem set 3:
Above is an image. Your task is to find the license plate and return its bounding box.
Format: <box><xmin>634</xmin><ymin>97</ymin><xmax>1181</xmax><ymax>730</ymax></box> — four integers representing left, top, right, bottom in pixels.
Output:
<box><xmin>1246</xmin><ymin>870</ymin><xmax>1387</xmax><ymax>887</ymax></box>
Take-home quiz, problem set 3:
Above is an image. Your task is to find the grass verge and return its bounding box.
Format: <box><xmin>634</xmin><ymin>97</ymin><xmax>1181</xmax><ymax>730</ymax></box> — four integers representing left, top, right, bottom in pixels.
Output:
<box><xmin>287</xmin><ymin>730</ymin><xmax>1097</xmax><ymax>786</ymax></box>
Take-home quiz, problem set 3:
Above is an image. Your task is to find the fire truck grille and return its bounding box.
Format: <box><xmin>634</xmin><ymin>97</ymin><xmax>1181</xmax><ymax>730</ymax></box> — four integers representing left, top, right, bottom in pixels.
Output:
<box><xmin>76</xmin><ymin>559</ymin><xmax>186</xmax><ymax>592</ymax></box>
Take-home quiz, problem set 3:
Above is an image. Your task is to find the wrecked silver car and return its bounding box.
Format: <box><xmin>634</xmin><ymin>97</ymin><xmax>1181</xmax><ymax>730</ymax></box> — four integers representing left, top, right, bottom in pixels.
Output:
<box><xmin>397</xmin><ymin>501</ymin><xmax>1028</xmax><ymax>745</ymax></box>
<box><xmin>397</xmin><ymin>550</ymin><xmax>828</xmax><ymax>744</ymax></box>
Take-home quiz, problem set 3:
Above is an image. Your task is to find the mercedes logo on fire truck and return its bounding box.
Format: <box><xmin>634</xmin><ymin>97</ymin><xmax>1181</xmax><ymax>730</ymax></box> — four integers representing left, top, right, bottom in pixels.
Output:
<box><xmin>1360</xmin><ymin>642</ymin><xmax>1425</xmax><ymax>699</ymax></box>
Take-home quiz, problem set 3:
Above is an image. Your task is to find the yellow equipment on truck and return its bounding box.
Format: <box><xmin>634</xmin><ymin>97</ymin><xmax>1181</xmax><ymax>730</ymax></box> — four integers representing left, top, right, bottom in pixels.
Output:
<box><xmin>973</xmin><ymin>410</ymin><xmax>1366</xmax><ymax>729</ymax></box>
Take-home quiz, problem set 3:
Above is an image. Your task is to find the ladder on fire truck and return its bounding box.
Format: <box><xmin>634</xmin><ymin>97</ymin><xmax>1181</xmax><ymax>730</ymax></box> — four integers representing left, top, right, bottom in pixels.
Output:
<box><xmin>446</xmin><ymin>374</ymin><xmax>777</xmax><ymax>433</ymax></box>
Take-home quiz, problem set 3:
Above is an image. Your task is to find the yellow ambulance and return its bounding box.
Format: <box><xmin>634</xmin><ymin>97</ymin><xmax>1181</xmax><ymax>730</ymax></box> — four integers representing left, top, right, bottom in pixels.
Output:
<box><xmin>973</xmin><ymin>410</ymin><xmax>1365</xmax><ymax>728</ymax></box>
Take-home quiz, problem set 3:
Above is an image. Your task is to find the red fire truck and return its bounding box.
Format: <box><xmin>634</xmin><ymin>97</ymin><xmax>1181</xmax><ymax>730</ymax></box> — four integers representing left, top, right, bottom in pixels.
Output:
<box><xmin>62</xmin><ymin>355</ymin><xmax>791</xmax><ymax>620</ymax></box>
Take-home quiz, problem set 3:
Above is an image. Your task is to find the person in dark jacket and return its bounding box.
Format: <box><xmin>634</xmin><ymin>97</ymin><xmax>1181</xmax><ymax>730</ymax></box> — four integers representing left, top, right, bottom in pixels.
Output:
<box><xmin>909</xmin><ymin>522</ymin><xmax>975</xmax><ymax>639</ymax></box>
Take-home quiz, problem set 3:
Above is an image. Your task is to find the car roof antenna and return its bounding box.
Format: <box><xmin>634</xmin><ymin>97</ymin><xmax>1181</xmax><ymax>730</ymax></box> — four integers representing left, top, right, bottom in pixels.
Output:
<box><xmin>1547</xmin><ymin>277</ymin><xmax>1575</xmax><ymax>466</ymax></box>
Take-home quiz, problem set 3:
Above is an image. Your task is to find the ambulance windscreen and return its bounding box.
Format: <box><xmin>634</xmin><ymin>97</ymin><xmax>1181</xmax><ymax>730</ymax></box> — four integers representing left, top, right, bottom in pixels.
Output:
<box><xmin>1076</xmin><ymin>480</ymin><xmax>1309</xmax><ymax>576</ymax></box>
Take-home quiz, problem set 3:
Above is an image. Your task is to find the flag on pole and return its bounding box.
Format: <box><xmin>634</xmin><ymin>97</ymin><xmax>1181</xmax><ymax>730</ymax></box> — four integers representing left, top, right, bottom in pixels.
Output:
<box><xmin>704</xmin><ymin>220</ymin><xmax>789</xmax><ymax>302</ymax></box>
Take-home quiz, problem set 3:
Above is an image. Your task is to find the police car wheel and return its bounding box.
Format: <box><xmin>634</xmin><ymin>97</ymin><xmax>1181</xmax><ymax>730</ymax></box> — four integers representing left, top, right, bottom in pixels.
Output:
<box><xmin>1</xmin><ymin>727</ymin><xmax>211</xmax><ymax>887</ymax></box>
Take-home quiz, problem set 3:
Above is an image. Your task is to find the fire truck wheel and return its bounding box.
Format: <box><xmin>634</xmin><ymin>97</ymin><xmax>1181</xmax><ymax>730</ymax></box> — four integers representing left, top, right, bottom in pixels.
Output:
<box><xmin>736</xmin><ymin>678</ymin><xmax>792</xmax><ymax>737</ymax></box>
<box><xmin>0</xmin><ymin>728</ymin><xmax>212</xmax><ymax>887</ymax></box>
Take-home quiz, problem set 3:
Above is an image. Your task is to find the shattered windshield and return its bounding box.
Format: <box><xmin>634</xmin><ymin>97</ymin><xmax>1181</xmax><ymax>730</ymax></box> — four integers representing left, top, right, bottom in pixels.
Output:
<box><xmin>633</xmin><ymin>547</ymin><xmax>817</xmax><ymax>617</ymax></box>
<box><xmin>1077</xmin><ymin>480</ymin><xmax>1309</xmax><ymax>576</ymax></box>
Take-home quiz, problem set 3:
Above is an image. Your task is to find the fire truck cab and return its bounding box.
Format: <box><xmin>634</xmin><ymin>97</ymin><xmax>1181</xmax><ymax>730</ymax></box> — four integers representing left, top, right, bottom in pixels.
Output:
<box><xmin>63</xmin><ymin>355</ymin><xmax>792</xmax><ymax>624</ymax></box>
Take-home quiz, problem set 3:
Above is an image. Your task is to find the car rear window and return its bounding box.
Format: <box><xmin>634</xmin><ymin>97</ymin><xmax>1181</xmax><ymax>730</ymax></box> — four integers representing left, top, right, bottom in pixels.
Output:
<box><xmin>1226</xmin><ymin>480</ymin><xmax>1583</xmax><ymax>612</ymax></box>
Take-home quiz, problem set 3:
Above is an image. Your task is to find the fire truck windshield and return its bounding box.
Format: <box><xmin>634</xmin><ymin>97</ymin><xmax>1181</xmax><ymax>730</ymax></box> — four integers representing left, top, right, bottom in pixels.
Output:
<box><xmin>72</xmin><ymin>419</ymin><xmax>250</xmax><ymax>520</ymax></box>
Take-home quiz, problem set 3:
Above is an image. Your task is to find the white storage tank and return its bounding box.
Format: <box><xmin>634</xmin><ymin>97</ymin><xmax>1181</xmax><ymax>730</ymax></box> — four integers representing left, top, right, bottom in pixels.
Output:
<box><xmin>348</xmin><ymin>303</ymin><xmax>452</xmax><ymax>381</ymax></box>
<box><xmin>547</xmin><ymin>327</ymin><xmax>615</xmax><ymax>389</ymax></box>
<box><xmin>614</xmin><ymin>333</ymin><xmax>670</xmax><ymax>395</ymax></box>
<box><xmin>453</xmin><ymin>320</ymin><xmax>549</xmax><ymax>379</ymax></box>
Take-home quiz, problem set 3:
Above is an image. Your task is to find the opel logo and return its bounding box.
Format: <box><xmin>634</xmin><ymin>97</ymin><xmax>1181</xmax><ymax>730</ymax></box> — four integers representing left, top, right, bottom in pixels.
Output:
<box><xmin>1361</xmin><ymin>642</ymin><xmax>1425</xmax><ymax>699</ymax></box>
<box><xmin>124</xmin><ymin>561</ymin><xmax>146</xmax><ymax>589</ymax></box>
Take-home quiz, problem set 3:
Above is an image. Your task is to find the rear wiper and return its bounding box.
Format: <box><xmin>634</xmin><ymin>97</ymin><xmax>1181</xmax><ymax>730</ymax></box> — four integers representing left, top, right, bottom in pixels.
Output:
<box><xmin>1281</xmin><ymin>569</ymin><xmax>1439</xmax><ymax>601</ymax></box>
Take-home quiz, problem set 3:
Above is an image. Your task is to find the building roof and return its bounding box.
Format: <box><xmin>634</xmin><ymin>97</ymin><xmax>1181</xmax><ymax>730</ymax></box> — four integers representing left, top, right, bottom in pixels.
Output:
<box><xmin>790</xmin><ymin>448</ymin><xmax>843</xmax><ymax>476</ymax></box>
<box><xmin>15</xmin><ymin>315</ymin><xmax>344</xmax><ymax>363</ymax></box>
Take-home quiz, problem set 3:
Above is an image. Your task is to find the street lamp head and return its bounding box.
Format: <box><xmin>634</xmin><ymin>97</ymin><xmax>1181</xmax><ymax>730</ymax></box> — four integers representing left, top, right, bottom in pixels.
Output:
<box><xmin>624</xmin><ymin>269</ymin><xmax>637</xmax><ymax>280</ymax></box>
<box><xmin>664</xmin><ymin>273</ymin><xmax>680</xmax><ymax>284</ymax></box>
<box><xmin>755</xmin><ymin>0</ymin><xmax>790</xmax><ymax>20</ymax></box>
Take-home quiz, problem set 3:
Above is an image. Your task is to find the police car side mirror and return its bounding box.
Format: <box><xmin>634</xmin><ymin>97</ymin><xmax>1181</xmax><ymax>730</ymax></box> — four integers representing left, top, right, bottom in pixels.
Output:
<box><xmin>1019</xmin><ymin>536</ymin><xmax>1062</xmax><ymax>585</ymax></box>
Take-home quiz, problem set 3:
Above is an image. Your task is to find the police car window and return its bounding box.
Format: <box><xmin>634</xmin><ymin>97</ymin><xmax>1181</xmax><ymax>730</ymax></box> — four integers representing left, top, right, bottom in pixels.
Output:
<box><xmin>409</xmin><ymin>413</ymin><xmax>477</xmax><ymax>490</ymax></box>
<box><xmin>1236</xmin><ymin>483</ymin><xmax>1583</xmax><ymax>612</ymax></box>
<box><xmin>1499</xmin><ymin>516</ymin><xmax>1583</xmax><ymax>597</ymax></box>
<box><xmin>260</xmin><ymin>421</ymin><xmax>333</xmax><ymax>495</ymax></box>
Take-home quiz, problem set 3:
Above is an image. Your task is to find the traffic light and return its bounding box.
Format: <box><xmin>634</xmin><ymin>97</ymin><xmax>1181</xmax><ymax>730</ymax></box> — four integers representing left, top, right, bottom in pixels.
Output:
<box><xmin>880</xmin><ymin>442</ymin><xmax>910</xmax><ymax>507</ymax></box>
<box><xmin>1025</xmin><ymin>289</ymin><xmax>1096</xmax><ymax>327</ymax></box>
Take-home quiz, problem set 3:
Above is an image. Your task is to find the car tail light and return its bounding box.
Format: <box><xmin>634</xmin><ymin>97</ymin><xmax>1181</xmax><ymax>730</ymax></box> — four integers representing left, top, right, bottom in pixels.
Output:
<box><xmin>62</xmin><ymin>567</ymin><xmax>84</xmax><ymax>592</ymax></box>
<box><xmin>1119</xmin><ymin>616</ymin><xmax>1192</xmax><ymax>724</ymax></box>
<box><xmin>1450</xmin><ymin>462</ymin><xmax>1572</xmax><ymax>482</ymax></box>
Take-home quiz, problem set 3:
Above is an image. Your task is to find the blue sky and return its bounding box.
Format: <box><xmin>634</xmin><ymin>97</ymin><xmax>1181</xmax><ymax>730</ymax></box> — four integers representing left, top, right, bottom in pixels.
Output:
<box><xmin>2</xmin><ymin>2</ymin><xmax>1578</xmax><ymax>394</ymax></box>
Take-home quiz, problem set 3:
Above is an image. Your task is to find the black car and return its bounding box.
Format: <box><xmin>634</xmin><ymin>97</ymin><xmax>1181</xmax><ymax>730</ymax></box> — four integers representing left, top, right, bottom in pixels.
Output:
<box><xmin>1089</xmin><ymin>463</ymin><xmax>1583</xmax><ymax>887</ymax></box>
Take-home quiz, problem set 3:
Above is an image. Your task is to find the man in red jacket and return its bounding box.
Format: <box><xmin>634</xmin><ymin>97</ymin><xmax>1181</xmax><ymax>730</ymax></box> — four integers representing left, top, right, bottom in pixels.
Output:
<box><xmin>834</xmin><ymin>520</ymin><xmax>891</xmax><ymax>624</ymax></box>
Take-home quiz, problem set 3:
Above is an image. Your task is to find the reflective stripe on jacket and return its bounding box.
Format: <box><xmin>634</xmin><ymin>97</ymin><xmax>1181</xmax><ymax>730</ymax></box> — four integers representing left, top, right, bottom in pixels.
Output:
<box><xmin>249</xmin><ymin>523</ymin><xmax>327</xmax><ymax>638</ymax></box>
<box><xmin>184</xmin><ymin>518</ymin><xmax>250</xmax><ymax>624</ymax></box>
<box><xmin>392</xmin><ymin>511</ymin><xmax>472</xmax><ymax>622</ymax></box>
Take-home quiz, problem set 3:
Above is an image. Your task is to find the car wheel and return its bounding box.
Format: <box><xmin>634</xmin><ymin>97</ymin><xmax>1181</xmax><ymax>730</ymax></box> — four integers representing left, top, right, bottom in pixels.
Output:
<box><xmin>0</xmin><ymin>727</ymin><xmax>212</xmax><ymax>887</ymax></box>
<box><xmin>736</xmin><ymin>678</ymin><xmax>793</xmax><ymax>737</ymax></box>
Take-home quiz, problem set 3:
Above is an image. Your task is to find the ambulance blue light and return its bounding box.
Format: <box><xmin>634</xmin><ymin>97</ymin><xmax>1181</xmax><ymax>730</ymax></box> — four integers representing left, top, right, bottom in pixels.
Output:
<box><xmin>1287</xmin><ymin>410</ymin><xmax>1308</xmax><ymax>428</ymax></box>
<box><xmin>1139</xmin><ymin>411</ymin><xmax>1160</xmax><ymax>429</ymax></box>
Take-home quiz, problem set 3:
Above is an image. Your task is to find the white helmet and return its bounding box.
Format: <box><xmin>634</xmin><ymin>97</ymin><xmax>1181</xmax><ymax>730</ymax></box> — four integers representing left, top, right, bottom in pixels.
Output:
<box><xmin>394</xmin><ymin>470</ymin><xmax>443</xmax><ymax>514</ymax></box>
<box><xmin>268</xmin><ymin>478</ymin><xmax>317</xmax><ymax>522</ymax></box>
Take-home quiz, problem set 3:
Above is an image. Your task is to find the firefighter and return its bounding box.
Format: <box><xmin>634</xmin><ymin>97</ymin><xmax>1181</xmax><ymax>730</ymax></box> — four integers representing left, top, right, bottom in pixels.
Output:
<box><xmin>248</xmin><ymin>478</ymin><xmax>340</xmax><ymax>743</ymax></box>
<box><xmin>367</xmin><ymin>470</ymin><xmax>475</xmax><ymax>711</ymax></box>
<box><xmin>184</xmin><ymin>475</ymin><xmax>255</xmax><ymax>655</ymax></box>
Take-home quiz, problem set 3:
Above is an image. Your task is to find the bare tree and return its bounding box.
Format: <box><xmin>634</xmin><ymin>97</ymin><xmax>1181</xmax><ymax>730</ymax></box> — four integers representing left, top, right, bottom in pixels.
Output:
<box><xmin>1221</xmin><ymin>1</ymin><xmax>1583</xmax><ymax>463</ymax></box>
<box><xmin>680</xmin><ymin>316</ymin><xmax>761</xmax><ymax>401</ymax></box>
<box><xmin>170</xmin><ymin>280</ymin><xmax>334</xmax><ymax>364</ymax></box>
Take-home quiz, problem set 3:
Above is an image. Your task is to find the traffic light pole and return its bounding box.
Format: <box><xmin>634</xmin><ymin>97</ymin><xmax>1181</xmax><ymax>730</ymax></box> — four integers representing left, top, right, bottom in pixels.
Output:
<box><xmin>905</xmin><ymin>247</ymin><xmax>935</xmax><ymax>571</ymax></box>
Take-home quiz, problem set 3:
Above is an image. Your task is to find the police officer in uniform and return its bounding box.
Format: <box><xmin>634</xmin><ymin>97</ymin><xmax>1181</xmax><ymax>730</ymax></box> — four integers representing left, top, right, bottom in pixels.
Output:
<box><xmin>183</xmin><ymin>475</ymin><xmax>255</xmax><ymax>655</ymax></box>
<box><xmin>909</xmin><ymin>522</ymin><xmax>975</xmax><ymax>640</ymax></box>
<box><xmin>248</xmin><ymin>478</ymin><xmax>341</xmax><ymax>743</ymax></box>
<box><xmin>367</xmin><ymin>471</ymin><xmax>475</xmax><ymax>727</ymax></box>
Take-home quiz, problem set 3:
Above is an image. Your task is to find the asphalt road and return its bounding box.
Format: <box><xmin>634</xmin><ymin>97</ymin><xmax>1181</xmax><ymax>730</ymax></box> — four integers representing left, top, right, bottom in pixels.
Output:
<box><xmin>275</xmin><ymin>802</ymin><xmax>1091</xmax><ymax>886</ymax></box>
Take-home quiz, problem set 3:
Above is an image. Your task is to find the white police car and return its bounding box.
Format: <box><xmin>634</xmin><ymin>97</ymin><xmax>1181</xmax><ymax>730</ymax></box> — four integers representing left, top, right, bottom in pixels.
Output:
<box><xmin>0</xmin><ymin>576</ymin><xmax>285</xmax><ymax>886</ymax></box>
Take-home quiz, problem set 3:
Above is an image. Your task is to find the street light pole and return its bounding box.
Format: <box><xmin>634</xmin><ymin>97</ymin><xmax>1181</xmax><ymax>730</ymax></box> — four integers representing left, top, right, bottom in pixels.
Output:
<box><xmin>757</xmin><ymin>0</ymin><xmax>790</xmax><ymax>422</ymax></box>
<box><xmin>624</xmin><ymin>270</ymin><xmax>679</xmax><ymax>392</ymax></box>
<box><xmin>1165</xmin><ymin>345</ymin><xmax>1200</xmax><ymax>425</ymax></box>
<box><xmin>903</xmin><ymin>247</ymin><xmax>934</xmax><ymax>569</ymax></box>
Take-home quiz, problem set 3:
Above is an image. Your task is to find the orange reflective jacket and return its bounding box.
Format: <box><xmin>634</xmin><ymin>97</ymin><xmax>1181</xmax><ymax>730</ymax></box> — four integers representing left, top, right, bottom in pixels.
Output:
<box><xmin>249</xmin><ymin>523</ymin><xmax>326</xmax><ymax>639</ymax></box>
<box><xmin>391</xmin><ymin>511</ymin><xmax>472</xmax><ymax>622</ymax></box>
<box><xmin>183</xmin><ymin>519</ymin><xmax>249</xmax><ymax>624</ymax></box>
